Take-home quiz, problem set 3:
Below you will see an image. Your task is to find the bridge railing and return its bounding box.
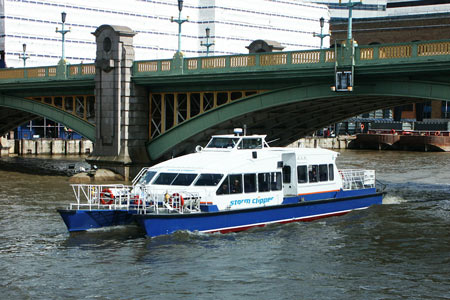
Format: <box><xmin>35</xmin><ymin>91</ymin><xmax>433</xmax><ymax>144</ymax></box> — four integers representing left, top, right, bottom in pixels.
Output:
<box><xmin>0</xmin><ymin>63</ymin><xmax>95</xmax><ymax>82</ymax></box>
<box><xmin>356</xmin><ymin>40</ymin><xmax>450</xmax><ymax>64</ymax></box>
<box><xmin>133</xmin><ymin>39</ymin><xmax>450</xmax><ymax>76</ymax></box>
<box><xmin>133</xmin><ymin>49</ymin><xmax>336</xmax><ymax>76</ymax></box>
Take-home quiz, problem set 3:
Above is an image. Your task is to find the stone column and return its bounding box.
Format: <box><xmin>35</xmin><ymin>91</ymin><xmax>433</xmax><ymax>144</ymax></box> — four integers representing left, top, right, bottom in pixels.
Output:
<box><xmin>87</xmin><ymin>25</ymin><xmax>149</xmax><ymax>180</ymax></box>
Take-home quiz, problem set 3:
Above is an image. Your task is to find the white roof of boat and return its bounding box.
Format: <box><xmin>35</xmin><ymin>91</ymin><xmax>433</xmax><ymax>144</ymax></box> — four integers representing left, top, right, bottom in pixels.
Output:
<box><xmin>151</xmin><ymin>146</ymin><xmax>338</xmax><ymax>174</ymax></box>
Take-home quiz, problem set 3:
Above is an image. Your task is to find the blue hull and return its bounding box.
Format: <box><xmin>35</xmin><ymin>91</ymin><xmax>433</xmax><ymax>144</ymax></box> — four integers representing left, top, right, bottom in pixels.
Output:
<box><xmin>58</xmin><ymin>209</ymin><xmax>136</xmax><ymax>232</ymax></box>
<box><xmin>136</xmin><ymin>189</ymin><xmax>383</xmax><ymax>237</ymax></box>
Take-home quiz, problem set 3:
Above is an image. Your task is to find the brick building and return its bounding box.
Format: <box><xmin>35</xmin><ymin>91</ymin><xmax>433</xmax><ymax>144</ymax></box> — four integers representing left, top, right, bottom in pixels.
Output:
<box><xmin>327</xmin><ymin>1</ymin><xmax>450</xmax><ymax>121</ymax></box>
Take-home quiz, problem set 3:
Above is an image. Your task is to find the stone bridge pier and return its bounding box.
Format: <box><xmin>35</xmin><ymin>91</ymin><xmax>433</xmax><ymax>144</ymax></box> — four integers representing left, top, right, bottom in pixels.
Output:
<box><xmin>86</xmin><ymin>25</ymin><xmax>149</xmax><ymax>180</ymax></box>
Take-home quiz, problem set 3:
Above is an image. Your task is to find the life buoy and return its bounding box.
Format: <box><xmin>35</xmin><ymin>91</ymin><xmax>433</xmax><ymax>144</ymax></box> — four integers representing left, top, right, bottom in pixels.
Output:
<box><xmin>132</xmin><ymin>195</ymin><xmax>142</xmax><ymax>205</ymax></box>
<box><xmin>360</xmin><ymin>124</ymin><xmax>365</xmax><ymax>130</ymax></box>
<box><xmin>100</xmin><ymin>188</ymin><xmax>114</xmax><ymax>205</ymax></box>
<box><xmin>434</xmin><ymin>131</ymin><xmax>440</xmax><ymax>136</ymax></box>
<box><xmin>170</xmin><ymin>193</ymin><xmax>184</xmax><ymax>208</ymax></box>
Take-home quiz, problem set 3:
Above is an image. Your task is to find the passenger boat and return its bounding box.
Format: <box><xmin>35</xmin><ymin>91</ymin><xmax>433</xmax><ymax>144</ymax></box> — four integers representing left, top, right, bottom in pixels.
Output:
<box><xmin>58</xmin><ymin>129</ymin><xmax>384</xmax><ymax>237</ymax></box>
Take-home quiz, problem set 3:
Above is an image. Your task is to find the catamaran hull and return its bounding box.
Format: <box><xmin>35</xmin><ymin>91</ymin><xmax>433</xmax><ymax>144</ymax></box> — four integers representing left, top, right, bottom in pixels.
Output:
<box><xmin>135</xmin><ymin>190</ymin><xmax>383</xmax><ymax>237</ymax></box>
<box><xmin>57</xmin><ymin>209</ymin><xmax>136</xmax><ymax>232</ymax></box>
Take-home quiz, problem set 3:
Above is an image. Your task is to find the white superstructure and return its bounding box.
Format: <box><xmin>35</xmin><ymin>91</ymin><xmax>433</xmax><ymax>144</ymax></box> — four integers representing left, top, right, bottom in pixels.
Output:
<box><xmin>0</xmin><ymin>0</ymin><xmax>329</xmax><ymax>68</ymax></box>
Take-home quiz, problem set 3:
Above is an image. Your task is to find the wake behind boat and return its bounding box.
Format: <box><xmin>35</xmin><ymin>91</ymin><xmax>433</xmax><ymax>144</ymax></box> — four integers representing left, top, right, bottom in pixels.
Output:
<box><xmin>58</xmin><ymin>129</ymin><xmax>384</xmax><ymax>237</ymax></box>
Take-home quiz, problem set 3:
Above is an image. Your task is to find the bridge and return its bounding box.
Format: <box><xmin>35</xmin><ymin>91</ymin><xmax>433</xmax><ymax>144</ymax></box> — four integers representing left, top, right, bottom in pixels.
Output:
<box><xmin>1</xmin><ymin>24</ymin><xmax>450</xmax><ymax>178</ymax></box>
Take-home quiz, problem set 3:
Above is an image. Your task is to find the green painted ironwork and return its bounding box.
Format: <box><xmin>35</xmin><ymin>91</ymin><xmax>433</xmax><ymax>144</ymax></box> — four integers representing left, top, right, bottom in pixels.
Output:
<box><xmin>0</xmin><ymin>94</ymin><xmax>95</xmax><ymax>141</ymax></box>
<box><xmin>133</xmin><ymin>40</ymin><xmax>450</xmax><ymax>78</ymax></box>
<box><xmin>146</xmin><ymin>79</ymin><xmax>450</xmax><ymax>160</ymax></box>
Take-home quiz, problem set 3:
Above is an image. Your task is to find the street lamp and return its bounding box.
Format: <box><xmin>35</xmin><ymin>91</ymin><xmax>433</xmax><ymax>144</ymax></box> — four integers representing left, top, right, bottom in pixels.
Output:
<box><xmin>339</xmin><ymin>0</ymin><xmax>361</xmax><ymax>43</ymax></box>
<box><xmin>18</xmin><ymin>43</ymin><xmax>30</xmax><ymax>67</ymax></box>
<box><xmin>200</xmin><ymin>27</ymin><xmax>214</xmax><ymax>56</ymax></box>
<box><xmin>55</xmin><ymin>11</ymin><xmax>70</xmax><ymax>63</ymax></box>
<box><xmin>171</xmin><ymin>0</ymin><xmax>188</xmax><ymax>54</ymax></box>
<box><xmin>313</xmin><ymin>17</ymin><xmax>330</xmax><ymax>49</ymax></box>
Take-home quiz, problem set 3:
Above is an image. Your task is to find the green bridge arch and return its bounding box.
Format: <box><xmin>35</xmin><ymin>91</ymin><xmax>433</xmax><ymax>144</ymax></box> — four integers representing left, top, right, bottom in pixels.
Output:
<box><xmin>0</xmin><ymin>94</ymin><xmax>95</xmax><ymax>141</ymax></box>
<box><xmin>147</xmin><ymin>79</ymin><xmax>450</xmax><ymax>160</ymax></box>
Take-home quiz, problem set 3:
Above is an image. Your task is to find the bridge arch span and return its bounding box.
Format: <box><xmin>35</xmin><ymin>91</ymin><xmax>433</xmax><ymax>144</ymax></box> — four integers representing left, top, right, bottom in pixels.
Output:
<box><xmin>0</xmin><ymin>95</ymin><xmax>95</xmax><ymax>141</ymax></box>
<box><xmin>147</xmin><ymin>79</ymin><xmax>450</xmax><ymax>160</ymax></box>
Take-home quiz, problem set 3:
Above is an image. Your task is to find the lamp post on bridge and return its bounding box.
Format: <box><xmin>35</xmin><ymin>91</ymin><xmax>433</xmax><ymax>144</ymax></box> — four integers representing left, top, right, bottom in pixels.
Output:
<box><xmin>171</xmin><ymin>0</ymin><xmax>188</xmax><ymax>55</ymax></box>
<box><xmin>340</xmin><ymin>0</ymin><xmax>361</xmax><ymax>44</ymax></box>
<box><xmin>201</xmin><ymin>27</ymin><xmax>214</xmax><ymax>56</ymax></box>
<box><xmin>313</xmin><ymin>17</ymin><xmax>330</xmax><ymax>49</ymax></box>
<box><xmin>55</xmin><ymin>11</ymin><xmax>70</xmax><ymax>64</ymax></box>
<box><xmin>18</xmin><ymin>43</ymin><xmax>29</xmax><ymax>67</ymax></box>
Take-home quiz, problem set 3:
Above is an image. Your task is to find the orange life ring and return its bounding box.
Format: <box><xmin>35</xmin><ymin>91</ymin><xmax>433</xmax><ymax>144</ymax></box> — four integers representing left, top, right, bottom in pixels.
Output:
<box><xmin>434</xmin><ymin>131</ymin><xmax>440</xmax><ymax>136</ymax></box>
<box><xmin>132</xmin><ymin>195</ymin><xmax>142</xmax><ymax>205</ymax></box>
<box><xmin>170</xmin><ymin>193</ymin><xmax>184</xmax><ymax>208</ymax></box>
<box><xmin>360</xmin><ymin>124</ymin><xmax>365</xmax><ymax>130</ymax></box>
<box><xmin>100</xmin><ymin>188</ymin><xmax>114</xmax><ymax>205</ymax></box>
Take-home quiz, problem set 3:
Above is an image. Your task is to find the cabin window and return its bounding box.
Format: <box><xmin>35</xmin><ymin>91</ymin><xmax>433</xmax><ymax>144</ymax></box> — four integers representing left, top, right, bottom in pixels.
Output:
<box><xmin>258</xmin><ymin>173</ymin><xmax>270</xmax><ymax>192</ymax></box>
<box><xmin>216</xmin><ymin>174</ymin><xmax>242</xmax><ymax>195</ymax></box>
<box><xmin>217</xmin><ymin>177</ymin><xmax>230</xmax><ymax>195</ymax></box>
<box><xmin>319</xmin><ymin>164</ymin><xmax>328</xmax><ymax>182</ymax></box>
<box><xmin>237</xmin><ymin>138</ymin><xmax>262</xmax><ymax>149</ymax></box>
<box><xmin>138</xmin><ymin>171</ymin><xmax>157</xmax><ymax>184</ymax></box>
<box><xmin>230</xmin><ymin>174</ymin><xmax>243</xmax><ymax>194</ymax></box>
<box><xmin>271</xmin><ymin>172</ymin><xmax>282</xmax><ymax>191</ymax></box>
<box><xmin>282</xmin><ymin>166</ymin><xmax>291</xmax><ymax>183</ymax></box>
<box><xmin>309</xmin><ymin>165</ymin><xmax>319</xmax><ymax>183</ymax></box>
<box><xmin>244</xmin><ymin>174</ymin><xmax>257</xmax><ymax>193</ymax></box>
<box><xmin>171</xmin><ymin>173</ymin><xmax>197</xmax><ymax>186</ymax></box>
<box><xmin>154</xmin><ymin>173</ymin><xmax>197</xmax><ymax>186</ymax></box>
<box><xmin>206</xmin><ymin>137</ymin><xmax>240</xmax><ymax>149</ymax></box>
<box><xmin>195</xmin><ymin>174</ymin><xmax>223</xmax><ymax>186</ymax></box>
<box><xmin>297</xmin><ymin>166</ymin><xmax>307</xmax><ymax>183</ymax></box>
<box><xmin>328</xmin><ymin>164</ymin><xmax>334</xmax><ymax>181</ymax></box>
<box><xmin>154</xmin><ymin>173</ymin><xmax>178</xmax><ymax>185</ymax></box>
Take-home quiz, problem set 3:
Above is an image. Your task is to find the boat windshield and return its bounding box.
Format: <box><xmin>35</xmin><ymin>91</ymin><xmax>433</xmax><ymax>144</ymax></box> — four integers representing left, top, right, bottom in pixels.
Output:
<box><xmin>194</xmin><ymin>174</ymin><xmax>223</xmax><ymax>186</ymax></box>
<box><xmin>137</xmin><ymin>170</ymin><xmax>157</xmax><ymax>184</ymax></box>
<box><xmin>237</xmin><ymin>138</ymin><xmax>262</xmax><ymax>149</ymax></box>
<box><xmin>206</xmin><ymin>137</ymin><xmax>240</xmax><ymax>149</ymax></box>
<box><xmin>153</xmin><ymin>173</ymin><xmax>198</xmax><ymax>186</ymax></box>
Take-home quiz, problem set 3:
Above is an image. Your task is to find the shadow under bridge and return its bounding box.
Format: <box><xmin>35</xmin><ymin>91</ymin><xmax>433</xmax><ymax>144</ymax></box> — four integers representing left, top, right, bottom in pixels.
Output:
<box><xmin>146</xmin><ymin>79</ymin><xmax>450</xmax><ymax>161</ymax></box>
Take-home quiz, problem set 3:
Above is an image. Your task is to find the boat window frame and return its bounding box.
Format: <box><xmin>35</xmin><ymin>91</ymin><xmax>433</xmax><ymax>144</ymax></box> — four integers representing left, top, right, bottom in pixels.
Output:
<box><xmin>244</xmin><ymin>173</ymin><xmax>257</xmax><ymax>193</ymax></box>
<box><xmin>171</xmin><ymin>173</ymin><xmax>198</xmax><ymax>186</ymax></box>
<box><xmin>297</xmin><ymin>165</ymin><xmax>308</xmax><ymax>184</ymax></box>
<box><xmin>319</xmin><ymin>164</ymin><xmax>328</xmax><ymax>182</ymax></box>
<box><xmin>282</xmin><ymin>165</ymin><xmax>291</xmax><ymax>183</ymax></box>
<box><xmin>138</xmin><ymin>170</ymin><xmax>157</xmax><ymax>185</ymax></box>
<box><xmin>271</xmin><ymin>172</ymin><xmax>282</xmax><ymax>191</ymax></box>
<box><xmin>237</xmin><ymin>138</ymin><xmax>263</xmax><ymax>150</ymax></box>
<box><xmin>328</xmin><ymin>164</ymin><xmax>334</xmax><ymax>181</ymax></box>
<box><xmin>206</xmin><ymin>137</ymin><xmax>241</xmax><ymax>149</ymax></box>
<box><xmin>153</xmin><ymin>172</ymin><xmax>197</xmax><ymax>186</ymax></box>
<box><xmin>194</xmin><ymin>173</ymin><xmax>224</xmax><ymax>186</ymax></box>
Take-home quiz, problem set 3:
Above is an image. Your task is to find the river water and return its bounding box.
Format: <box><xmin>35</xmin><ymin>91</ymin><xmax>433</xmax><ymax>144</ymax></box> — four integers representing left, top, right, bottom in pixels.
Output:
<box><xmin>0</xmin><ymin>151</ymin><xmax>449</xmax><ymax>299</ymax></box>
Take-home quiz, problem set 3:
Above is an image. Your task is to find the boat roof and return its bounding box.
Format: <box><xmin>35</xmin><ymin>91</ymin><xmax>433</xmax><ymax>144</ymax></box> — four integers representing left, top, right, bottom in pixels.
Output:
<box><xmin>151</xmin><ymin>146</ymin><xmax>338</xmax><ymax>174</ymax></box>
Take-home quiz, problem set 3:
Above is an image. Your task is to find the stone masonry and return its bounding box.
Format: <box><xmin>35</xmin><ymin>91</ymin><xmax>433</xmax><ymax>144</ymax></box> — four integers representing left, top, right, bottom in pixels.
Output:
<box><xmin>87</xmin><ymin>25</ymin><xmax>149</xmax><ymax>180</ymax></box>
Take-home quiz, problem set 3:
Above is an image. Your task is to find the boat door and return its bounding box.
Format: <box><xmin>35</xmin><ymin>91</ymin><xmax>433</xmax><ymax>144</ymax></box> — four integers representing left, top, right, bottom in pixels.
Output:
<box><xmin>282</xmin><ymin>153</ymin><xmax>297</xmax><ymax>196</ymax></box>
